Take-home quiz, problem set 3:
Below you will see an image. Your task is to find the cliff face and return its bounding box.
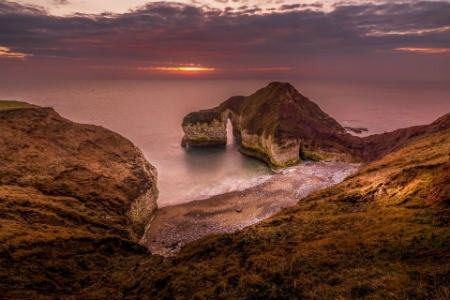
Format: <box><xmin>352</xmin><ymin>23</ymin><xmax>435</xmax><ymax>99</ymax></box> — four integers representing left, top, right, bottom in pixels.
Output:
<box><xmin>228</xmin><ymin>82</ymin><xmax>356</xmax><ymax>167</ymax></box>
<box><xmin>182</xmin><ymin>82</ymin><xmax>450</xmax><ymax>168</ymax></box>
<box><xmin>0</xmin><ymin>104</ymin><xmax>158</xmax><ymax>297</ymax></box>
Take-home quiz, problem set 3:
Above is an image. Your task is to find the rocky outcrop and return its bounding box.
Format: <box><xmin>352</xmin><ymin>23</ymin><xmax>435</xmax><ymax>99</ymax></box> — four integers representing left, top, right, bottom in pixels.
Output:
<box><xmin>182</xmin><ymin>82</ymin><xmax>356</xmax><ymax>167</ymax></box>
<box><xmin>0</xmin><ymin>103</ymin><xmax>158</xmax><ymax>296</ymax></box>
<box><xmin>181</xmin><ymin>82</ymin><xmax>450</xmax><ymax>168</ymax></box>
<box><xmin>0</xmin><ymin>105</ymin><xmax>158</xmax><ymax>236</ymax></box>
<box><xmin>181</xmin><ymin>109</ymin><xmax>228</xmax><ymax>147</ymax></box>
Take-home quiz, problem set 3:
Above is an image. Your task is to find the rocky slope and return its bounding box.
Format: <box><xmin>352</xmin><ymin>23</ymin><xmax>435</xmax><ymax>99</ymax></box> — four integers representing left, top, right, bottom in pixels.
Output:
<box><xmin>0</xmin><ymin>102</ymin><xmax>158</xmax><ymax>298</ymax></box>
<box><xmin>181</xmin><ymin>82</ymin><xmax>449</xmax><ymax>168</ymax></box>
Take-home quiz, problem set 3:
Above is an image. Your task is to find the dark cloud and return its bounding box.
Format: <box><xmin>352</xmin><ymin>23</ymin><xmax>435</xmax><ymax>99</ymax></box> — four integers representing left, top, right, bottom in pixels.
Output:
<box><xmin>0</xmin><ymin>0</ymin><xmax>46</xmax><ymax>14</ymax></box>
<box><xmin>0</xmin><ymin>0</ymin><xmax>448</xmax><ymax>80</ymax></box>
<box><xmin>280</xmin><ymin>3</ymin><xmax>323</xmax><ymax>10</ymax></box>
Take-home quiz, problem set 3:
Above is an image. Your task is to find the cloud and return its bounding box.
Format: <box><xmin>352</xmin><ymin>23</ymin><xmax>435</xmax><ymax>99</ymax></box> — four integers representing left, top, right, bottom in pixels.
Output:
<box><xmin>0</xmin><ymin>0</ymin><xmax>448</xmax><ymax>80</ymax></box>
<box><xmin>279</xmin><ymin>3</ymin><xmax>323</xmax><ymax>10</ymax></box>
<box><xmin>0</xmin><ymin>45</ymin><xmax>33</xmax><ymax>59</ymax></box>
<box><xmin>394</xmin><ymin>47</ymin><xmax>449</xmax><ymax>54</ymax></box>
<box><xmin>0</xmin><ymin>0</ymin><xmax>46</xmax><ymax>15</ymax></box>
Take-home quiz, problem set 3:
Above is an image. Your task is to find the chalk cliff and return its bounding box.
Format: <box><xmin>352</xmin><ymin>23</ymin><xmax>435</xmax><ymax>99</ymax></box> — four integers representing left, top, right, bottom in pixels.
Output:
<box><xmin>182</xmin><ymin>82</ymin><xmax>356</xmax><ymax>167</ymax></box>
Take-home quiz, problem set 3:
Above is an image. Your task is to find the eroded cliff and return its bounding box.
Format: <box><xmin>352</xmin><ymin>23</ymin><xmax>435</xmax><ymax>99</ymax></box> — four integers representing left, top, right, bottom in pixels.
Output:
<box><xmin>0</xmin><ymin>102</ymin><xmax>158</xmax><ymax>297</ymax></box>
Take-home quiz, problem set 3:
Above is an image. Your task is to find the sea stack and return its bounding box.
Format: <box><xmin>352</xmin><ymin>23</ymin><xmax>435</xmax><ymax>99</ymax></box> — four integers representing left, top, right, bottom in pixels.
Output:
<box><xmin>181</xmin><ymin>108</ymin><xmax>228</xmax><ymax>147</ymax></box>
<box><xmin>181</xmin><ymin>82</ymin><xmax>356</xmax><ymax>167</ymax></box>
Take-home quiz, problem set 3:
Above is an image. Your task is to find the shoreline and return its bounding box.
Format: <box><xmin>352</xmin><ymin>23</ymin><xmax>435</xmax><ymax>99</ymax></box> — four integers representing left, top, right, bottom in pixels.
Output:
<box><xmin>140</xmin><ymin>161</ymin><xmax>360</xmax><ymax>256</ymax></box>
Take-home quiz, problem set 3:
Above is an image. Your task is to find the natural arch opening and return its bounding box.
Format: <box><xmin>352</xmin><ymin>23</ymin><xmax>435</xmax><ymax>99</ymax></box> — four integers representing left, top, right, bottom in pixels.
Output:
<box><xmin>299</xmin><ymin>144</ymin><xmax>305</xmax><ymax>161</ymax></box>
<box><xmin>226</xmin><ymin>118</ymin><xmax>234</xmax><ymax>146</ymax></box>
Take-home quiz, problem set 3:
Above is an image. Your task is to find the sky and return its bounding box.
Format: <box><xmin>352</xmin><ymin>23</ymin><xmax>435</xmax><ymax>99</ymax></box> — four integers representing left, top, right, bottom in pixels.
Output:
<box><xmin>0</xmin><ymin>0</ymin><xmax>449</xmax><ymax>80</ymax></box>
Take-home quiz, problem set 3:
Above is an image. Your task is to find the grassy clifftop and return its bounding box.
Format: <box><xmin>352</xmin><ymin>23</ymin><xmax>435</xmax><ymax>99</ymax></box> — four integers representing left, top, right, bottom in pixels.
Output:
<box><xmin>0</xmin><ymin>100</ymin><xmax>38</xmax><ymax>110</ymax></box>
<box><xmin>129</xmin><ymin>127</ymin><xmax>449</xmax><ymax>299</ymax></box>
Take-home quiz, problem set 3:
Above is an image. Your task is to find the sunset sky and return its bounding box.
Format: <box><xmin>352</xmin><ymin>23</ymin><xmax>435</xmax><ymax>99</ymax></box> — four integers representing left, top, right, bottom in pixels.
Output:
<box><xmin>0</xmin><ymin>0</ymin><xmax>448</xmax><ymax>80</ymax></box>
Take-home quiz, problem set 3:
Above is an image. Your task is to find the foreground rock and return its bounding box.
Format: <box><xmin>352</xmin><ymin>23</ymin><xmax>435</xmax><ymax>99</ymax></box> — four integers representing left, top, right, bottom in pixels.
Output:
<box><xmin>141</xmin><ymin>162</ymin><xmax>359</xmax><ymax>256</ymax></box>
<box><xmin>0</xmin><ymin>102</ymin><xmax>158</xmax><ymax>297</ymax></box>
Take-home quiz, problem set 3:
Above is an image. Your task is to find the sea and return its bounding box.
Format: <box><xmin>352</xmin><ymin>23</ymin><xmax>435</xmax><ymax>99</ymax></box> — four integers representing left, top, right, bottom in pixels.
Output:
<box><xmin>0</xmin><ymin>79</ymin><xmax>448</xmax><ymax>207</ymax></box>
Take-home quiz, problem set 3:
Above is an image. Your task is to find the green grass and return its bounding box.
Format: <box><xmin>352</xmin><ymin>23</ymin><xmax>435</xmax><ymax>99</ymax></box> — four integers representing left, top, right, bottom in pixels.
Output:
<box><xmin>0</xmin><ymin>100</ymin><xmax>38</xmax><ymax>110</ymax></box>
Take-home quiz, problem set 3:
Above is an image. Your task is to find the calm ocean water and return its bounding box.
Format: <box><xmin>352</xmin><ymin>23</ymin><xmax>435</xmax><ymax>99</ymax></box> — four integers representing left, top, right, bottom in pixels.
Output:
<box><xmin>0</xmin><ymin>79</ymin><xmax>448</xmax><ymax>206</ymax></box>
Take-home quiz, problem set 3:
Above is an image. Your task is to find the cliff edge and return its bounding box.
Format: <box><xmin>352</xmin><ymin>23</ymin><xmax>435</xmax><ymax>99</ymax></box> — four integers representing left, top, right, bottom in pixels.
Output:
<box><xmin>0</xmin><ymin>102</ymin><xmax>158</xmax><ymax>297</ymax></box>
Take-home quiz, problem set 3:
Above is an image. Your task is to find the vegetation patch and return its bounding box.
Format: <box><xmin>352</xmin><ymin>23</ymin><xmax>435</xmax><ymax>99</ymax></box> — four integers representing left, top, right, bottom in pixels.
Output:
<box><xmin>0</xmin><ymin>100</ymin><xmax>38</xmax><ymax>110</ymax></box>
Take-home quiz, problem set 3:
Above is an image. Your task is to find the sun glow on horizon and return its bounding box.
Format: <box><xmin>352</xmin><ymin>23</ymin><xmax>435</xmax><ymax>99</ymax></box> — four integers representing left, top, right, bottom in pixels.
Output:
<box><xmin>394</xmin><ymin>47</ymin><xmax>449</xmax><ymax>54</ymax></box>
<box><xmin>137</xmin><ymin>66</ymin><xmax>216</xmax><ymax>73</ymax></box>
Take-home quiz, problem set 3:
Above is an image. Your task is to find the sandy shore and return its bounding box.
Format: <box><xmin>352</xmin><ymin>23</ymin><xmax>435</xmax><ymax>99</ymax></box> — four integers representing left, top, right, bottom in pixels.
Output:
<box><xmin>140</xmin><ymin>162</ymin><xmax>360</xmax><ymax>256</ymax></box>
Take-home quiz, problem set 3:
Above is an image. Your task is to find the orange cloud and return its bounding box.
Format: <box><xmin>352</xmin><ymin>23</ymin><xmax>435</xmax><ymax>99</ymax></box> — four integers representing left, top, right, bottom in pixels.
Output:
<box><xmin>368</xmin><ymin>26</ymin><xmax>450</xmax><ymax>36</ymax></box>
<box><xmin>0</xmin><ymin>46</ymin><xmax>33</xmax><ymax>59</ymax></box>
<box><xmin>394</xmin><ymin>47</ymin><xmax>450</xmax><ymax>54</ymax></box>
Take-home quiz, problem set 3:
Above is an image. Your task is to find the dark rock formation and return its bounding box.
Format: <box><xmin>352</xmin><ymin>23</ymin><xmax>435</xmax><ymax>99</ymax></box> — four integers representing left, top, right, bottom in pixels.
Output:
<box><xmin>344</xmin><ymin>126</ymin><xmax>368</xmax><ymax>134</ymax></box>
<box><xmin>0</xmin><ymin>104</ymin><xmax>158</xmax><ymax>297</ymax></box>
